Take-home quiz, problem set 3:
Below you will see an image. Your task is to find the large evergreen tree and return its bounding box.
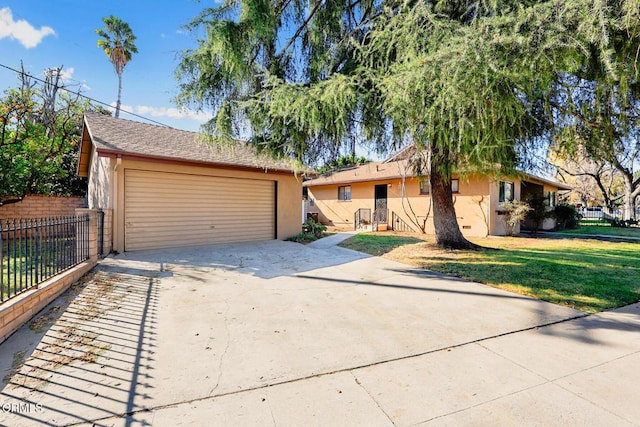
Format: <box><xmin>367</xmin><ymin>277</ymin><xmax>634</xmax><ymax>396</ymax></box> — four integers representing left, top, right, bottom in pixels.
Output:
<box><xmin>176</xmin><ymin>0</ymin><xmax>640</xmax><ymax>248</ymax></box>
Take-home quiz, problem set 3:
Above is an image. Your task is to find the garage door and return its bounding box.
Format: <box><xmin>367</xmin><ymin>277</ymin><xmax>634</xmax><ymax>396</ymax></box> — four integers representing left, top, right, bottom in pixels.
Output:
<box><xmin>124</xmin><ymin>169</ymin><xmax>275</xmax><ymax>251</ymax></box>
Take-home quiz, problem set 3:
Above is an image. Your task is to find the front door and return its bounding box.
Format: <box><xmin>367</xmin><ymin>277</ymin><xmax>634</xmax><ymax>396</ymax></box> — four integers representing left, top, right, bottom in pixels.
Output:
<box><xmin>374</xmin><ymin>184</ymin><xmax>388</xmax><ymax>222</ymax></box>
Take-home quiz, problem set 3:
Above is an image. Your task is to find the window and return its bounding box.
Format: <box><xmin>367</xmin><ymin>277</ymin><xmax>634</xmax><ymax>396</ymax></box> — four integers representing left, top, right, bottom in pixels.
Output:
<box><xmin>549</xmin><ymin>191</ymin><xmax>556</xmax><ymax>208</ymax></box>
<box><xmin>420</xmin><ymin>179</ymin><xmax>458</xmax><ymax>194</ymax></box>
<box><xmin>419</xmin><ymin>181</ymin><xmax>430</xmax><ymax>195</ymax></box>
<box><xmin>338</xmin><ymin>185</ymin><xmax>351</xmax><ymax>201</ymax></box>
<box><xmin>451</xmin><ymin>179</ymin><xmax>459</xmax><ymax>193</ymax></box>
<box><xmin>499</xmin><ymin>181</ymin><xmax>514</xmax><ymax>203</ymax></box>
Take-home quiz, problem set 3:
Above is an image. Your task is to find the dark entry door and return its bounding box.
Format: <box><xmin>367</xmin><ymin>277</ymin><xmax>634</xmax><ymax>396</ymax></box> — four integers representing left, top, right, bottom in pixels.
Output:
<box><xmin>374</xmin><ymin>184</ymin><xmax>388</xmax><ymax>222</ymax></box>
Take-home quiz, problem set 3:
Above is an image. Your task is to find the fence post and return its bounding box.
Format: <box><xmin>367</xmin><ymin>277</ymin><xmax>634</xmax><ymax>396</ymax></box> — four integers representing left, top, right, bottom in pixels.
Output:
<box><xmin>0</xmin><ymin>221</ymin><xmax>3</xmax><ymax>302</ymax></box>
<box><xmin>75</xmin><ymin>209</ymin><xmax>99</xmax><ymax>263</ymax></box>
<box><xmin>98</xmin><ymin>210</ymin><xmax>105</xmax><ymax>257</ymax></box>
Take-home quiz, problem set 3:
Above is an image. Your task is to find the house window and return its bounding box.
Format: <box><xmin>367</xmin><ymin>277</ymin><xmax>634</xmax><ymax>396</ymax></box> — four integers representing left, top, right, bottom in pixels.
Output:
<box><xmin>499</xmin><ymin>181</ymin><xmax>514</xmax><ymax>203</ymax></box>
<box><xmin>419</xmin><ymin>181</ymin><xmax>430</xmax><ymax>195</ymax></box>
<box><xmin>451</xmin><ymin>179</ymin><xmax>459</xmax><ymax>193</ymax></box>
<box><xmin>549</xmin><ymin>191</ymin><xmax>556</xmax><ymax>208</ymax></box>
<box><xmin>338</xmin><ymin>185</ymin><xmax>351</xmax><ymax>201</ymax></box>
<box><xmin>420</xmin><ymin>179</ymin><xmax>458</xmax><ymax>194</ymax></box>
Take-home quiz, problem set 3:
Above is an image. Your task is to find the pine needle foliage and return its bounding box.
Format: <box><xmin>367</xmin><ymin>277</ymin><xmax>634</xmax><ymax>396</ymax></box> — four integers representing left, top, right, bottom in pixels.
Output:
<box><xmin>176</xmin><ymin>0</ymin><xmax>640</xmax><ymax>247</ymax></box>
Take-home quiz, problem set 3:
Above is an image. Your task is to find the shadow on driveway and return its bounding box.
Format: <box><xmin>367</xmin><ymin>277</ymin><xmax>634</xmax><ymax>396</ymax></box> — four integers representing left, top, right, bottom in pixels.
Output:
<box><xmin>108</xmin><ymin>240</ymin><xmax>370</xmax><ymax>280</ymax></box>
<box><xmin>0</xmin><ymin>264</ymin><xmax>161</xmax><ymax>426</ymax></box>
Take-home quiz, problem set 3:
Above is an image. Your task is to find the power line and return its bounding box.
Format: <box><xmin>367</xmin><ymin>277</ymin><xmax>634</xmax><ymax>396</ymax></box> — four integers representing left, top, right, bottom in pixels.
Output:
<box><xmin>0</xmin><ymin>62</ymin><xmax>174</xmax><ymax>128</ymax></box>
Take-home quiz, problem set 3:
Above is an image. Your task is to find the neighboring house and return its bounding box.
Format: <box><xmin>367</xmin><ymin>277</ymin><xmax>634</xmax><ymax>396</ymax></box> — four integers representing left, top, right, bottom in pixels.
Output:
<box><xmin>77</xmin><ymin>112</ymin><xmax>302</xmax><ymax>252</ymax></box>
<box><xmin>304</xmin><ymin>149</ymin><xmax>571</xmax><ymax>237</ymax></box>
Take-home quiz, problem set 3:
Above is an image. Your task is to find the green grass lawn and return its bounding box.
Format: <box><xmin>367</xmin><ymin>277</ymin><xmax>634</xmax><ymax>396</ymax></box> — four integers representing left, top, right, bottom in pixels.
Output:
<box><xmin>555</xmin><ymin>224</ymin><xmax>640</xmax><ymax>238</ymax></box>
<box><xmin>339</xmin><ymin>234</ymin><xmax>424</xmax><ymax>255</ymax></box>
<box><xmin>340</xmin><ymin>233</ymin><xmax>640</xmax><ymax>313</ymax></box>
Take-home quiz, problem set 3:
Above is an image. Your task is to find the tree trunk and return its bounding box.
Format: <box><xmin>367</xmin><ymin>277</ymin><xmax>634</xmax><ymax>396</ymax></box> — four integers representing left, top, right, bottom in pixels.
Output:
<box><xmin>622</xmin><ymin>175</ymin><xmax>639</xmax><ymax>220</ymax></box>
<box><xmin>115</xmin><ymin>71</ymin><xmax>123</xmax><ymax>118</ymax></box>
<box><xmin>430</xmin><ymin>146</ymin><xmax>478</xmax><ymax>249</ymax></box>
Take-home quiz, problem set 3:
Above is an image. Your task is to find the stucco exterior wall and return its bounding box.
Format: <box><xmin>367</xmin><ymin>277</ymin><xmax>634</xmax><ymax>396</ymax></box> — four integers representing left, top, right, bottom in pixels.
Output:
<box><xmin>307</xmin><ymin>176</ymin><xmax>492</xmax><ymax>237</ymax></box>
<box><xmin>87</xmin><ymin>146</ymin><xmax>113</xmax><ymax>210</ymax></box>
<box><xmin>489</xmin><ymin>176</ymin><xmax>560</xmax><ymax>235</ymax></box>
<box><xmin>106</xmin><ymin>158</ymin><xmax>301</xmax><ymax>252</ymax></box>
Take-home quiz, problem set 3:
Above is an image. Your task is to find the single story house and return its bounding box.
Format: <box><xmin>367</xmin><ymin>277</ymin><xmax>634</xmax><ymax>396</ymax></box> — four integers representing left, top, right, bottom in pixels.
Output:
<box><xmin>303</xmin><ymin>148</ymin><xmax>571</xmax><ymax>237</ymax></box>
<box><xmin>77</xmin><ymin>112</ymin><xmax>302</xmax><ymax>252</ymax></box>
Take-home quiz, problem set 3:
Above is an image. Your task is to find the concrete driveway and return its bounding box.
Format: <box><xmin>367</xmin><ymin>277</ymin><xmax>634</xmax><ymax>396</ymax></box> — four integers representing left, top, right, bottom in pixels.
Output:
<box><xmin>1</xmin><ymin>238</ymin><xmax>639</xmax><ymax>426</ymax></box>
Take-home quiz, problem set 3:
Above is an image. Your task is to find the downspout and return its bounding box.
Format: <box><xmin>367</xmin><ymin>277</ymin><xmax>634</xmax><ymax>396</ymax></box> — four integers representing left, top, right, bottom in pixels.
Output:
<box><xmin>113</xmin><ymin>156</ymin><xmax>123</xmax><ymax>252</ymax></box>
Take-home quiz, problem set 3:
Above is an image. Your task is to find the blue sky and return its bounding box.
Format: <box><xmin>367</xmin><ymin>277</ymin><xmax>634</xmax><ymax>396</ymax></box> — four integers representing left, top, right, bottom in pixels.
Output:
<box><xmin>0</xmin><ymin>1</ymin><xmax>212</xmax><ymax>131</ymax></box>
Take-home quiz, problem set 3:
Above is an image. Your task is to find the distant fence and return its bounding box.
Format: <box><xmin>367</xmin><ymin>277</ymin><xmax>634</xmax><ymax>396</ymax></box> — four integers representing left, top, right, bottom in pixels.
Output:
<box><xmin>1</xmin><ymin>216</ymin><xmax>90</xmax><ymax>303</ymax></box>
<box><xmin>580</xmin><ymin>208</ymin><xmax>622</xmax><ymax>222</ymax></box>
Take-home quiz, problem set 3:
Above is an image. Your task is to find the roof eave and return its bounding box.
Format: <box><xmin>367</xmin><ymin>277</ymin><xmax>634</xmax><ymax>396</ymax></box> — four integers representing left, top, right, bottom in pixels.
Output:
<box><xmin>94</xmin><ymin>148</ymin><xmax>299</xmax><ymax>175</ymax></box>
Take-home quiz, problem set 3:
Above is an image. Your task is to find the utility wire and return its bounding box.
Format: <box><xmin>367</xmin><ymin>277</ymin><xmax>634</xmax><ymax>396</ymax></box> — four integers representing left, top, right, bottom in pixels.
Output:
<box><xmin>0</xmin><ymin>62</ymin><xmax>174</xmax><ymax>128</ymax></box>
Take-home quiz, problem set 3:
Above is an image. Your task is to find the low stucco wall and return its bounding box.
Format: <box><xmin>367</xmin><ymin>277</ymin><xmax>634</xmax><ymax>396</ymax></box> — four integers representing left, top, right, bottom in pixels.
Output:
<box><xmin>0</xmin><ymin>210</ymin><xmax>100</xmax><ymax>344</ymax></box>
<box><xmin>0</xmin><ymin>262</ymin><xmax>95</xmax><ymax>344</ymax></box>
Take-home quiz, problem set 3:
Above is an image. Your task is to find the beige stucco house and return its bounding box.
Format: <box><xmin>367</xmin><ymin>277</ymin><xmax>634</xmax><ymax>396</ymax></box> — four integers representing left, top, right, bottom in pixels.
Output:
<box><xmin>77</xmin><ymin>112</ymin><xmax>302</xmax><ymax>252</ymax></box>
<box><xmin>304</xmin><ymin>151</ymin><xmax>571</xmax><ymax>237</ymax></box>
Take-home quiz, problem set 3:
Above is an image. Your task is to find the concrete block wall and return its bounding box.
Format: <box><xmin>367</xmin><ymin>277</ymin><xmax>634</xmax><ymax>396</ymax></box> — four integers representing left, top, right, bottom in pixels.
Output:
<box><xmin>0</xmin><ymin>195</ymin><xmax>86</xmax><ymax>220</ymax></box>
<box><xmin>0</xmin><ymin>210</ymin><xmax>100</xmax><ymax>344</ymax></box>
<box><xmin>101</xmin><ymin>209</ymin><xmax>114</xmax><ymax>255</ymax></box>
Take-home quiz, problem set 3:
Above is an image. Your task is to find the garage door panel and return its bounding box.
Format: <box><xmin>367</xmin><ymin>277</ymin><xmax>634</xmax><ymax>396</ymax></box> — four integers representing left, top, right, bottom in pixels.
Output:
<box><xmin>125</xmin><ymin>169</ymin><xmax>275</xmax><ymax>251</ymax></box>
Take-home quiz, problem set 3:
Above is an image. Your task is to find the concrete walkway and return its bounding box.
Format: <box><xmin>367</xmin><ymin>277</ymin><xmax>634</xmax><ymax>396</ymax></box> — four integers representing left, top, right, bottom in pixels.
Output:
<box><xmin>0</xmin><ymin>239</ymin><xmax>638</xmax><ymax>426</ymax></box>
<box><xmin>306</xmin><ymin>231</ymin><xmax>359</xmax><ymax>249</ymax></box>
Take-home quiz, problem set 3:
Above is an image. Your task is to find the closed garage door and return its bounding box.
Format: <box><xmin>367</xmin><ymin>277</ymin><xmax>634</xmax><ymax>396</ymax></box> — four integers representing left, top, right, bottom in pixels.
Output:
<box><xmin>124</xmin><ymin>169</ymin><xmax>275</xmax><ymax>251</ymax></box>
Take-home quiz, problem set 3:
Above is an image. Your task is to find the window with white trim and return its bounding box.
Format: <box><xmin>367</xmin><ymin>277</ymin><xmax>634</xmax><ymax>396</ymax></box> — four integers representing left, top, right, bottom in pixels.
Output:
<box><xmin>451</xmin><ymin>179</ymin><xmax>459</xmax><ymax>193</ymax></box>
<box><xmin>338</xmin><ymin>185</ymin><xmax>351</xmax><ymax>201</ymax></box>
<box><xmin>419</xmin><ymin>179</ymin><xmax>459</xmax><ymax>194</ymax></box>
<box><xmin>499</xmin><ymin>181</ymin><xmax>514</xmax><ymax>203</ymax></box>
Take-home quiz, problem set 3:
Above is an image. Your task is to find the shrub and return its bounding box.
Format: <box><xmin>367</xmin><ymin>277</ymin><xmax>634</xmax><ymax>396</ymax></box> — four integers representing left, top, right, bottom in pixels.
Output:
<box><xmin>501</xmin><ymin>200</ymin><xmax>531</xmax><ymax>236</ymax></box>
<box><xmin>554</xmin><ymin>204</ymin><xmax>580</xmax><ymax>230</ymax></box>
<box><xmin>608</xmin><ymin>218</ymin><xmax>639</xmax><ymax>228</ymax></box>
<box><xmin>301</xmin><ymin>218</ymin><xmax>327</xmax><ymax>238</ymax></box>
<box><xmin>525</xmin><ymin>194</ymin><xmax>553</xmax><ymax>234</ymax></box>
<box><xmin>288</xmin><ymin>218</ymin><xmax>328</xmax><ymax>243</ymax></box>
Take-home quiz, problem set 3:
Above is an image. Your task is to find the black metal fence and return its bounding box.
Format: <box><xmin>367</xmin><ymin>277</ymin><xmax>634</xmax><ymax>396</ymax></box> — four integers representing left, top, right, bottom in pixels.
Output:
<box><xmin>354</xmin><ymin>208</ymin><xmax>371</xmax><ymax>230</ymax></box>
<box><xmin>1</xmin><ymin>215</ymin><xmax>90</xmax><ymax>302</ymax></box>
<box><xmin>391</xmin><ymin>211</ymin><xmax>416</xmax><ymax>232</ymax></box>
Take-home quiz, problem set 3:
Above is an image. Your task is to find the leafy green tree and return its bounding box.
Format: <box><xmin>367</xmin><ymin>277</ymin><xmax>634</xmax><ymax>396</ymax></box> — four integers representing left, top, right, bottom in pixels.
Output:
<box><xmin>96</xmin><ymin>15</ymin><xmax>138</xmax><ymax>118</ymax></box>
<box><xmin>316</xmin><ymin>154</ymin><xmax>371</xmax><ymax>174</ymax></box>
<box><xmin>0</xmin><ymin>67</ymin><xmax>104</xmax><ymax>205</ymax></box>
<box><xmin>176</xmin><ymin>0</ymin><xmax>640</xmax><ymax>248</ymax></box>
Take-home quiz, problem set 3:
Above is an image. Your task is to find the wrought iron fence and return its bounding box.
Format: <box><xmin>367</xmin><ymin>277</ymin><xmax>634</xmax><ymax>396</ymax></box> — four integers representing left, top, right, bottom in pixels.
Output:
<box><xmin>391</xmin><ymin>211</ymin><xmax>416</xmax><ymax>233</ymax></box>
<box><xmin>1</xmin><ymin>215</ymin><xmax>90</xmax><ymax>303</ymax></box>
<box><xmin>354</xmin><ymin>208</ymin><xmax>371</xmax><ymax>230</ymax></box>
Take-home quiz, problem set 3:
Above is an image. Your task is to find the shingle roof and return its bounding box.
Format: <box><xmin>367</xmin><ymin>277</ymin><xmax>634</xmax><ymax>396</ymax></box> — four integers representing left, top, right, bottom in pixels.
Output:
<box><xmin>303</xmin><ymin>158</ymin><xmax>573</xmax><ymax>191</ymax></box>
<box><xmin>82</xmin><ymin>112</ymin><xmax>298</xmax><ymax>172</ymax></box>
<box><xmin>303</xmin><ymin>160</ymin><xmax>411</xmax><ymax>187</ymax></box>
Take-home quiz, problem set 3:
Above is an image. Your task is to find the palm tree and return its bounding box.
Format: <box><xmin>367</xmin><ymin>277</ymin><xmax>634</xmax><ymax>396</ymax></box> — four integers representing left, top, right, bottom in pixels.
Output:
<box><xmin>96</xmin><ymin>16</ymin><xmax>138</xmax><ymax>118</ymax></box>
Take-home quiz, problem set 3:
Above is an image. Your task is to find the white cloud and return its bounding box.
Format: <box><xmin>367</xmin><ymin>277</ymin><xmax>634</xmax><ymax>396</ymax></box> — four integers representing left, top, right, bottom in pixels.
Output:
<box><xmin>59</xmin><ymin>67</ymin><xmax>74</xmax><ymax>82</ymax></box>
<box><xmin>135</xmin><ymin>105</ymin><xmax>213</xmax><ymax>122</ymax></box>
<box><xmin>0</xmin><ymin>7</ymin><xmax>55</xmax><ymax>48</ymax></box>
<box><xmin>106</xmin><ymin>103</ymin><xmax>212</xmax><ymax>124</ymax></box>
<box><xmin>44</xmin><ymin>66</ymin><xmax>74</xmax><ymax>83</ymax></box>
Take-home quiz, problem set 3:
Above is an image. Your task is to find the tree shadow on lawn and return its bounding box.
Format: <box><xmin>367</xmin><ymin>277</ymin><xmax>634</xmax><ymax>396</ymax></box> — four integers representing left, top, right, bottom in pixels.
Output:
<box><xmin>417</xmin><ymin>245</ymin><xmax>640</xmax><ymax>312</ymax></box>
<box><xmin>339</xmin><ymin>234</ymin><xmax>427</xmax><ymax>256</ymax></box>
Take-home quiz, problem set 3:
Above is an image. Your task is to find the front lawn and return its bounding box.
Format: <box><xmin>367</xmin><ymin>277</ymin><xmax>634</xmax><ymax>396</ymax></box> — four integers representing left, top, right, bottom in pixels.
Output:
<box><xmin>339</xmin><ymin>233</ymin><xmax>640</xmax><ymax>313</ymax></box>
<box><xmin>555</xmin><ymin>224</ymin><xmax>640</xmax><ymax>238</ymax></box>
